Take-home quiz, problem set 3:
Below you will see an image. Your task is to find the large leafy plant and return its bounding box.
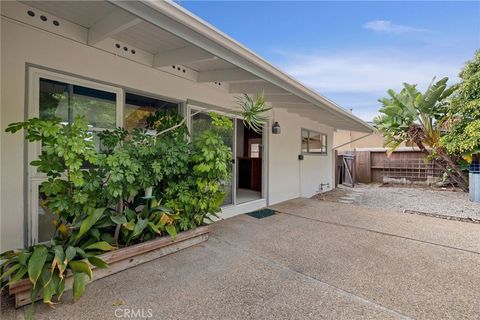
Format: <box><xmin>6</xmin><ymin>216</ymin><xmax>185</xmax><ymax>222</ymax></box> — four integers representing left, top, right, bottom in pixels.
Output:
<box><xmin>6</xmin><ymin>117</ymin><xmax>112</xmax><ymax>222</ymax></box>
<box><xmin>2</xmin><ymin>118</ymin><xmax>116</xmax><ymax>313</ymax></box>
<box><xmin>1</xmin><ymin>110</ymin><xmax>234</xmax><ymax>316</ymax></box>
<box><xmin>374</xmin><ymin>77</ymin><xmax>468</xmax><ymax>191</ymax></box>
<box><xmin>0</xmin><ymin>208</ymin><xmax>116</xmax><ymax>314</ymax></box>
<box><xmin>441</xmin><ymin>50</ymin><xmax>480</xmax><ymax>164</ymax></box>
<box><xmin>165</xmin><ymin>113</ymin><xmax>233</xmax><ymax>228</ymax></box>
<box><xmin>111</xmin><ymin>199</ymin><xmax>178</xmax><ymax>245</ymax></box>
<box><xmin>236</xmin><ymin>93</ymin><xmax>271</xmax><ymax>133</ymax></box>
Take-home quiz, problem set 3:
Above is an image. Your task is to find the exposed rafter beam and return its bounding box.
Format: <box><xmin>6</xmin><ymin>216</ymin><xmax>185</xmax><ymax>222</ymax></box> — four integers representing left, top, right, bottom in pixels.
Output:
<box><xmin>228</xmin><ymin>82</ymin><xmax>289</xmax><ymax>94</ymax></box>
<box><xmin>88</xmin><ymin>9</ymin><xmax>142</xmax><ymax>45</ymax></box>
<box><xmin>153</xmin><ymin>46</ymin><xmax>216</xmax><ymax>68</ymax></box>
<box><xmin>197</xmin><ymin>68</ymin><xmax>258</xmax><ymax>83</ymax></box>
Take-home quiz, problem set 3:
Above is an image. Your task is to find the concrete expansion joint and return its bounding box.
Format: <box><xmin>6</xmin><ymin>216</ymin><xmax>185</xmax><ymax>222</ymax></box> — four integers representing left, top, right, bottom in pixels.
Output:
<box><xmin>277</xmin><ymin>211</ymin><xmax>480</xmax><ymax>256</ymax></box>
<box><xmin>211</xmin><ymin>235</ymin><xmax>413</xmax><ymax>320</ymax></box>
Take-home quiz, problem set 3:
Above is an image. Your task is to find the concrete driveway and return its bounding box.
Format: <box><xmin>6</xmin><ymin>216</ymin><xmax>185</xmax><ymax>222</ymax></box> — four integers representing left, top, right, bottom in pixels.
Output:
<box><xmin>2</xmin><ymin>199</ymin><xmax>480</xmax><ymax>319</ymax></box>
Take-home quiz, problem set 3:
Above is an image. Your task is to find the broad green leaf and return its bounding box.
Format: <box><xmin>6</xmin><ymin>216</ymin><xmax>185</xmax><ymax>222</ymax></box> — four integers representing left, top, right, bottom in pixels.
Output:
<box><xmin>57</xmin><ymin>278</ymin><xmax>66</xmax><ymax>301</ymax></box>
<box><xmin>147</xmin><ymin>222</ymin><xmax>161</xmax><ymax>235</ymax></box>
<box><xmin>7</xmin><ymin>266</ymin><xmax>27</xmax><ymax>286</ymax></box>
<box><xmin>124</xmin><ymin>209</ymin><xmax>137</xmax><ymax>220</ymax></box>
<box><xmin>110</xmin><ymin>214</ymin><xmax>127</xmax><ymax>225</ymax></box>
<box><xmin>43</xmin><ymin>271</ymin><xmax>60</xmax><ymax>306</ymax></box>
<box><xmin>100</xmin><ymin>232</ymin><xmax>115</xmax><ymax>244</ymax></box>
<box><xmin>89</xmin><ymin>228</ymin><xmax>100</xmax><ymax>240</ymax></box>
<box><xmin>17</xmin><ymin>251</ymin><xmax>32</xmax><ymax>267</ymax></box>
<box><xmin>0</xmin><ymin>250</ymin><xmax>15</xmax><ymax>260</ymax></box>
<box><xmin>151</xmin><ymin>205</ymin><xmax>173</xmax><ymax>214</ymax></box>
<box><xmin>75</xmin><ymin>247</ymin><xmax>88</xmax><ymax>259</ymax></box>
<box><xmin>72</xmin><ymin>272</ymin><xmax>86</xmax><ymax>302</ymax></box>
<box><xmin>65</xmin><ymin>246</ymin><xmax>76</xmax><ymax>261</ymax></box>
<box><xmin>69</xmin><ymin>260</ymin><xmax>92</xmax><ymax>280</ymax></box>
<box><xmin>0</xmin><ymin>263</ymin><xmax>21</xmax><ymax>281</ymax></box>
<box><xmin>84</xmin><ymin>241</ymin><xmax>115</xmax><ymax>251</ymax></box>
<box><xmin>77</xmin><ymin>208</ymin><xmax>105</xmax><ymax>240</ymax></box>
<box><xmin>88</xmin><ymin>256</ymin><xmax>109</xmax><ymax>269</ymax></box>
<box><xmin>131</xmin><ymin>218</ymin><xmax>148</xmax><ymax>239</ymax></box>
<box><xmin>165</xmin><ymin>225</ymin><xmax>177</xmax><ymax>240</ymax></box>
<box><xmin>52</xmin><ymin>245</ymin><xmax>66</xmax><ymax>276</ymax></box>
<box><xmin>27</xmin><ymin>246</ymin><xmax>48</xmax><ymax>286</ymax></box>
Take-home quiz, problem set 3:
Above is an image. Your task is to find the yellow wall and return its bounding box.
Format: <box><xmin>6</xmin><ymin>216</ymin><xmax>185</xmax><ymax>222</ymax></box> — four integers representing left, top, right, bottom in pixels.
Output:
<box><xmin>334</xmin><ymin>129</ymin><xmax>407</xmax><ymax>151</ymax></box>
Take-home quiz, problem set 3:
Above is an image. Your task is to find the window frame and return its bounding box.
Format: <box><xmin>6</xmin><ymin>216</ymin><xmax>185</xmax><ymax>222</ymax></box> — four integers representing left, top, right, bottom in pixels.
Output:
<box><xmin>301</xmin><ymin>128</ymin><xmax>328</xmax><ymax>155</ymax></box>
<box><xmin>27</xmin><ymin>67</ymin><xmax>124</xmax><ymax>245</ymax></box>
<box><xmin>124</xmin><ymin>91</ymin><xmax>181</xmax><ymax>131</ymax></box>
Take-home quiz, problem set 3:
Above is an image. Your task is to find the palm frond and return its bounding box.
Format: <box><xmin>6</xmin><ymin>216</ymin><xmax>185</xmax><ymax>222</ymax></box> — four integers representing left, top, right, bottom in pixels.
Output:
<box><xmin>235</xmin><ymin>93</ymin><xmax>271</xmax><ymax>134</ymax></box>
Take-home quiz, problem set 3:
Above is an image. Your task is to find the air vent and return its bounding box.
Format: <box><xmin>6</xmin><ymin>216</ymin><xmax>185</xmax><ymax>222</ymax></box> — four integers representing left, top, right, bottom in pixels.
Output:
<box><xmin>26</xmin><ymin>9</ymin><xmax>60</xmax><ymax>27</ymax></box>
<box><xmin>114</xmin><ymin>43</ymin><xmax>136</xmax><ymax>55</ymax></box>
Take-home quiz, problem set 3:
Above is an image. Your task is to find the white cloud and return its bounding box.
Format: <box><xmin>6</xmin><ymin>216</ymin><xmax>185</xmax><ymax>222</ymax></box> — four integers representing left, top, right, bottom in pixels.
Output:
<box><xmin>273</xmin><ymin>49</ymin><xmax>464</xmax><ymax>121</ymax></box>
<box><xmin>279</xmin><ymin>50</ymin><xmax>461</xmax><ymax>94</ymax></box>
<box><xmin>363</xmin><ymin>20</ymin><xmax>428</xmax><ymax>33</ymax></box>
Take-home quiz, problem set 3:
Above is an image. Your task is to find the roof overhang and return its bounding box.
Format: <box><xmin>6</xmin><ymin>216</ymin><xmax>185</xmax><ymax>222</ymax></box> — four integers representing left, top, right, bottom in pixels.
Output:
<box><xmin>112</xmin><ymin>0</ymin><xmax>372</xmax><ymax>133</ymax></box>
<box><xmin>6</xmin><ymin>0</ymin><xmax>373</xmax><ymax>132</ymax></box>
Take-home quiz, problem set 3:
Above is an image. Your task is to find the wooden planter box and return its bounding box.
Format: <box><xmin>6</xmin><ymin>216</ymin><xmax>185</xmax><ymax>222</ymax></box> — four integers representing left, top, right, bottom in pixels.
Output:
<box><xmin>9</xmin><ymin>226</ymin><xmax>211</xmax><ymax>308</ymax></box>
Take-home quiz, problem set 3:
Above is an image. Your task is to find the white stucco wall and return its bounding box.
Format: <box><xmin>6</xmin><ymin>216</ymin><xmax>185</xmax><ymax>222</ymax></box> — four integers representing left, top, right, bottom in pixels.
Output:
<box><xmin>267</xmin><ymin>108</ymin><xmax>334</xmax><ymax>205</ymax></box>
<box><xmin>1</xmin><ymin>18</ymin><xmax>335</xmax><ymax>251</ymax></box>
<box><xmin>1</xmin><ymin>19</ymin><xmax>238</xmax><ymax>251</ymax></box>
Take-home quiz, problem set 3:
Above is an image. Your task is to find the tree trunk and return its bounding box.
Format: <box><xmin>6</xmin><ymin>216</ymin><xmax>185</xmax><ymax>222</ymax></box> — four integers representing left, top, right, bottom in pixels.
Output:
<box><xmin>436</xmin><ymin>147</ymin><xmax>469</xmax><ymax>191</ymax></box>
<box><xmin>413</xmin><ymin>138</ymin><xmax>469</xmax><ymax>192</ymax></box>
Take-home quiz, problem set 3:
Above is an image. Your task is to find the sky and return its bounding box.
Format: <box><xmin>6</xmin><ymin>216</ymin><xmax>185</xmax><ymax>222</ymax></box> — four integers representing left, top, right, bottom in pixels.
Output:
<box><xmin>178</xmin><ymin>1</ymin><xmax>480</xmax><ymax>121</ymax></box>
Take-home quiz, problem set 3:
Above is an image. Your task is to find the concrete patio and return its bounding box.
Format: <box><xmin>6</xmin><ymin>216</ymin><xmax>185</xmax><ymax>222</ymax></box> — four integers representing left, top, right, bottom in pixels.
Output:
<box><xmin>2</xmin><ymin>198</ymin><xmax>480</xmax><ymax>319</ymax></box>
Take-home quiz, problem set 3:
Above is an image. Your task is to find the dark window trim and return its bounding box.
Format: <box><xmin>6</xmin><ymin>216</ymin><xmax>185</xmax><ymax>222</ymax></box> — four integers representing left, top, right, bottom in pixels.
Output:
<box><xmin>301</xmin><ymin>128</ymin><xmax>328</xmax><ymax>155</ymax></box>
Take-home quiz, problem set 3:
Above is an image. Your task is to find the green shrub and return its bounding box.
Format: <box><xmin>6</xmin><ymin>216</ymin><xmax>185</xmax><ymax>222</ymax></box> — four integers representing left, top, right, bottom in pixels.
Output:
<box><xmin>2</xmin><ymin>111</ymin><xmax>233</xmax><ymax>313</ymax></box>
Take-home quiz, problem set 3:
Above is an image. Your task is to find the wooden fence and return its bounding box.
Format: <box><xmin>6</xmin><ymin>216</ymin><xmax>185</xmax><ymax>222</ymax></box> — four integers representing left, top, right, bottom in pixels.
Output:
<box><xmin>349</xmin><ymin>148</ymin><xmax>443</xmax><ymax>184</ymax></box>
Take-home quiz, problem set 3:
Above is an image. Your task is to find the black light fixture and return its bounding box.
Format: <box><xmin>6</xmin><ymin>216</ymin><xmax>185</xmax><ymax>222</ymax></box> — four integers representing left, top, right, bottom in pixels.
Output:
<box><xmin>272</xmin><ymin>121</ymin><xmax>281</xmax><ymax>134</ymax></box>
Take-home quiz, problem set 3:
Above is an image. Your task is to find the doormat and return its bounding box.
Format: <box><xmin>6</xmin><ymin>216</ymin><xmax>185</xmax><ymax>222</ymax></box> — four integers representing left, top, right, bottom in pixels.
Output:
<box><xmin>246</xmin><ymin>208</ymin><xmax>276</xmax><ymax>219</ymax></box>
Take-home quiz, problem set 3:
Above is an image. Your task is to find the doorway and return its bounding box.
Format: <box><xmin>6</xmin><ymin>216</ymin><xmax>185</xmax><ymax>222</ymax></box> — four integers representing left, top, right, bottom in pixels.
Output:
<box><xmin>235</xmin><ymin>119</ymin><xmax>263</xmax><ymax>204</ymax></box>
<box><xmin>190</xmin><ymin>110</ymin><xmax>235</xmax><ymax>206</ymax></box>
<box><xmin>188</xmin><ymin>105</ymin><xmax>265</xmax><ymax>209</ymax></box>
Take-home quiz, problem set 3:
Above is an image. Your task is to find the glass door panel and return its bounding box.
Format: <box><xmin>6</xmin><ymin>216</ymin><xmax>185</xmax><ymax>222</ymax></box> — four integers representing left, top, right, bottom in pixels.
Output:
<box><xmin>32</xmin><ymin>74</ymin><xmax>121</xmax><ymax>244</ymax></box>
<box><xmin>191</xmin><ymin>110</ymin><xmax>235</xmax><ymax>206</ymax></box>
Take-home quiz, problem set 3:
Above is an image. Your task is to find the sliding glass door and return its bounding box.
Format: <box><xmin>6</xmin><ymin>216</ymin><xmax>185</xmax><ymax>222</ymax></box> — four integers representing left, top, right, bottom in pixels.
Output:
<box><xmin>28</xmin><ymin>68</ymin><xmax>123</xmax><ymax>245</ymax></box>
<box><xmin>190</xmin><ymin>109</ymin><xmax>235</xmax><ymax>206</ymax></box>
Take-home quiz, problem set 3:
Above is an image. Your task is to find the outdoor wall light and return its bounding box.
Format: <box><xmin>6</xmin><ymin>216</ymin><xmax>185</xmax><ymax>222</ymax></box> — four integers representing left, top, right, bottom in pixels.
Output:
<box><xmin>272</xmin><ymin>121</ymin><xmax>281</xmax><ymax>134</ymax></box>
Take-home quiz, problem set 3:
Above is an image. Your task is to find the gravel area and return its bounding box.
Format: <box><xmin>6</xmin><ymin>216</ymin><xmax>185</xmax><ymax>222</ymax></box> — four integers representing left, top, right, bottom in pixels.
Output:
<box><xmin>314</xmin><ymin>184</ymin><xmax>480</xmax><ymax>221</ymax></box>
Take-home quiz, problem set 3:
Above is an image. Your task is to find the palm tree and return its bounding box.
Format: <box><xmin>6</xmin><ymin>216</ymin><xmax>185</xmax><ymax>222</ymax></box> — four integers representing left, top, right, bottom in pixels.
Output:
<box><xmin>374</xmin><ymin>77</ymin><xmax>468</xmax><ymax>191</ymax></box>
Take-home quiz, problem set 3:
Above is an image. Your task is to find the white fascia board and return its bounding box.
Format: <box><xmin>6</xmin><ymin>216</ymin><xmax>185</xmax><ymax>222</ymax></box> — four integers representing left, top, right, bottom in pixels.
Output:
<box><xmin>111</xmin><ymin>0</ymin><xmax>373</xmax><ymax>133</ymax></box>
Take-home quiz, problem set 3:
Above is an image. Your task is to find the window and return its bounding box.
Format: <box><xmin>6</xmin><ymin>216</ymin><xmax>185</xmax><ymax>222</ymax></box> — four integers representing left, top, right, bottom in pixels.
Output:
<box><xmin>124</xmin><ymin>92</ymin><xmax>179</xmax><ymax>131</ymax></box>
<box><xmin>250</xmin><ymin>143</ymin><xmax>260</xmax><ymax>158</ymax></box>
<box><xmin>39</xmin><ymin>78</ymin><xmax>117</xmax><ymax>151</ymax></box>
<box><xmin>301</xmin><ymin>129</ymin><xmax>327</xmax><ymax>154</ymax></box>
<box><xmin>29</xmin><ymin>68</ymin><xmax>123</xmax><ymax>245</ymax></box>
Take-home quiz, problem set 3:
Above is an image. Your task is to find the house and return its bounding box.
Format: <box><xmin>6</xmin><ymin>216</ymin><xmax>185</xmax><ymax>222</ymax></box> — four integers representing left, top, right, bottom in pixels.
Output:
<box><xmin>0</xmin><ymin>0</ymin><xmax>372</xmax><ymax>252</ymax></box>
